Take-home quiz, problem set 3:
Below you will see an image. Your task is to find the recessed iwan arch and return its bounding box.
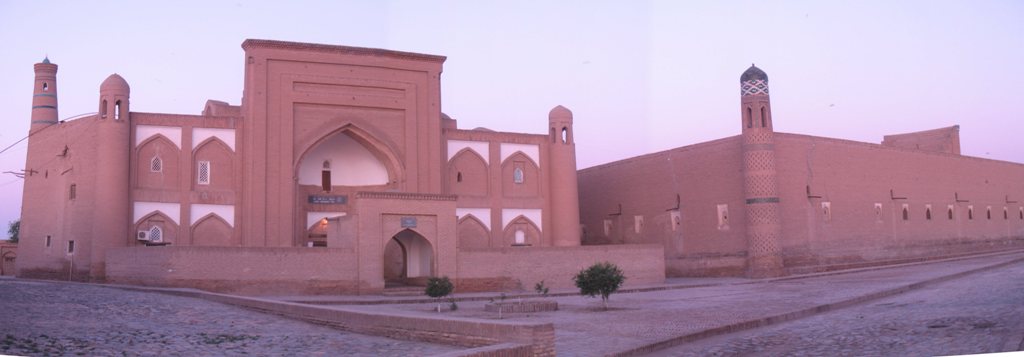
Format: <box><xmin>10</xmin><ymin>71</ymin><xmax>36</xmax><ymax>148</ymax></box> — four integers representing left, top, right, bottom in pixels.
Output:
<box><xmin>298</xmin><ymin>132</ymin><xmax>389</xmax><ymax>186</ymax></box>
<box><xmin>456</xmin><ymin>208</ymin><xmax>492</xmax><ymax>230</ymax></box>
<box><xmin>135</xmin><ymin>125</ymin><xmax>182</xmax><ymax>149</ymax></box>
<box><xmin>133</xmin><ymin>202</ymin><xmax>181</xmax><ymax>225</ymax></box>
<box><xmin>189</xmin><ymin>204</ymin><xmax>234</xmax><ymax>227</ymax></box>
<box><xmin>192</xmin><ymin>128</ymin><xmax>236</xmax><ymax>151</ymax></box>
<box><xmin>499</xmin><ymin>143</ymin><xmax>540</xmax><ymax>166</ymax></box>
<box><xmin>501</xmin><ymin>208</ymin><xmax>542</xmax><ymax>231</ymax></box>
<box><xmin>447</xmin><ymin>140</ymin><xmax>490</xmax><ymax>165</ymax></box>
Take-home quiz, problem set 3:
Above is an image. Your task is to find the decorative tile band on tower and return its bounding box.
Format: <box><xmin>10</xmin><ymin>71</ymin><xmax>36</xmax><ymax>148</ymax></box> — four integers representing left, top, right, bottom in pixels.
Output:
<box><xmin>740</xmin><ymin>64</ymin><xmax>785</xmax><ymax>278</ymax></box>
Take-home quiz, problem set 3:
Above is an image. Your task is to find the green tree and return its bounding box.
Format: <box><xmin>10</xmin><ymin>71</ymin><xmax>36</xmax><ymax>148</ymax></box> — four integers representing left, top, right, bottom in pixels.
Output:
<box><xmin>7</xmin><ymin>220</ymin><xmax>18</xmax><ymax>243</ymax></box>
<box><xmin>425</xmin><ymin>276</ymin><xmax>454</xmax><ymax>312</ymax></box>
<box><xmin>573</xmin><ymin>262</ymin><xmax>625</xmax><ymax>310</ymax></box>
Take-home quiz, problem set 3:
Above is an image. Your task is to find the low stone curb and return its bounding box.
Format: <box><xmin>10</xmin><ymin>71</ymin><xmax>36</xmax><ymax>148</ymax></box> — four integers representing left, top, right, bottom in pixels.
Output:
<box><xmin>607</xmin><ymin>254</ymin><xmax>1024</xmax><ymax>357</ymax></box>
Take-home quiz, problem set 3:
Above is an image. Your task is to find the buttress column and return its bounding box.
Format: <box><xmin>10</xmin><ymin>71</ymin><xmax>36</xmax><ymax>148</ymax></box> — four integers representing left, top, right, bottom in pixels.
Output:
<box><xmin>548</xmin><ymin>105</ymin><xmax>581</xmax><ymax>246</ymax></box>
<box><xmin>739</xmin><ymin>65</ymin><xmax>785</xmax><ymax>278</ymax></box>
<box><xmin>92</xmin><ymin>74</ymin><xmax>132</xmax><ymax>279</ymax></box>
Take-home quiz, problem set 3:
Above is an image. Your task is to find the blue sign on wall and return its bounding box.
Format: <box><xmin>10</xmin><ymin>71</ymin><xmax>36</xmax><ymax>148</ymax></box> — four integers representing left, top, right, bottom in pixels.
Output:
<box><xmin>401</xmin><ymin>217</ymin><xmax>417</xmax><ymax>228</ymax></box>
<box><xmin>308</xmin><ymin>195</ymin><xmax>348</xmax><ymax>204</ymax></box>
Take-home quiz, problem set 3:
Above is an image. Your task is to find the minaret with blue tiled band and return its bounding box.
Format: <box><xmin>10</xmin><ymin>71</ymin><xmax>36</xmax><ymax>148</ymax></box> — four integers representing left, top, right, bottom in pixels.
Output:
<box><xmin>31</xmin><ymin>57</ymin><xmax>59</xmax><ymax>134</ymax></box>
<box><xmin>740</xmin><ymin>64</ymin><xmax>785</xmax><ymax>278</ymax></box>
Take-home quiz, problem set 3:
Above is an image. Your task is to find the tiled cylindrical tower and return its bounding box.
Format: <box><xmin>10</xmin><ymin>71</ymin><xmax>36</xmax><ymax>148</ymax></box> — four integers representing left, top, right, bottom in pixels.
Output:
<box><xmin>739</xmin><ymin>65</ymin><xmax>785</xmax><ymax>278</ymax></box>
<box><xmin>548</xmin><ymin>105</ymin><xmax>581</xmax><ymax>246</ymax></box>
<box><xmin>31</xmin><ymin>57</ymin><xmax>59</xmax><ymax>134</ymax></box>
<box><xmin>92</xmin><ymin>74</ymin><xmax>132</xmax><ymax>279</ymax></box>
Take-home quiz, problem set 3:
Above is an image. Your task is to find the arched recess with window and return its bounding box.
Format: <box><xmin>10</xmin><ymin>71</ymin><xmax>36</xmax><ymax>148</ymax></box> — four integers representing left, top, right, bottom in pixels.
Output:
<box><xmin>501</xmin><ymin>152</ymin><xmax>539</xmax><ymax>198</ymax></box>
<box><xmin>295</xmin><ymin>125</ymin><xmax>402</xmax><ymax>191</ymax></box>
<box><xmin>457</xmin><ymin>215</ymin><xmax>489</xmax><ymax>249</ymax></box>
<box><xmin>191</xmin><ymin>214</ymin><xmax>235</xmax><ymax>246</ymax></box>
<box><xmin>448</xmin><ymin>149</ymin><xmax>488</xmax><ymax>197</ymax></box>
<box><xmin>135</xmin><ymin>135</ymin><xmax>179</xmax><ymax>189</ymax></box>
<box><xmin>134</xmin><ymin>211</ymin><xmax>178</xmax><ymax>245</ymax></box>
<box><xmin>193</xmin><ymin>138</ymin><xmax>234</xmax><ymax>191</ymax></box>
<box><xmin>503</xmin><ymin>215</ymin><xmax>541</xmax><ymax>246</ymax></box>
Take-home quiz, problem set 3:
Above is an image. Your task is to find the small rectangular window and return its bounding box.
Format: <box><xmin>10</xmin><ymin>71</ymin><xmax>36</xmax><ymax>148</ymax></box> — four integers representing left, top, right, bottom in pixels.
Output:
<box><xmin>67</xmin><ymin>240</ymin><xmax>75</xmax><ymax>254</ymax></box>
<box><xmin>45</xmin><ymin>235</ymin><xmax>52</xmax><ymax>248</ymax></box>
<box><xmin>198</xmin><ymin>161</ymin><xmax>211</xmax><ymax>185</ymax></box>
<box><xmin>821</xmin><ymin>202</ymin><xmax>832</xmax><ymax>222</ymax></box>
<box><xmin>670</xmin><ymin>210</ymin><xmax>682</xmax><ymax>231</ymax></box>
<box><xmin>717</xmin><ymin>204</ymin><xmax>730</xmax><ymax>230</ymax></box>
<box><xmin>69</xmin><ymin>184</ymin><xmax>76</xmax><ymax>200</ymax></box>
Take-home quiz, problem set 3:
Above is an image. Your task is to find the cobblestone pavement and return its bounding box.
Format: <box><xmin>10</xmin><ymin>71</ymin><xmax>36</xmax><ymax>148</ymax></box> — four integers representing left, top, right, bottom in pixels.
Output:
<box><xmin>365</xmin><ymin>252</ymin><xmax>1024</xmax><ymax>356</ymax></box>
<box><xmin>649</xmin><ymin>260</ymin><xmax>1024</xmax><ymax>356</ymax></box>
<box><xmin>0</xmin><ymin>280</ymin><xmax>461</xmax><ymax>357</ymax></box>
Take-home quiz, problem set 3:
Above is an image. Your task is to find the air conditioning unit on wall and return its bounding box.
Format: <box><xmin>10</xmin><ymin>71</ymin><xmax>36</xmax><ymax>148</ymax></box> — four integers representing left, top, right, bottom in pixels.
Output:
<box><xmin>137</xmin><ymin>231</ymin><xmax>150</xmax><ymax>241</ymax></box>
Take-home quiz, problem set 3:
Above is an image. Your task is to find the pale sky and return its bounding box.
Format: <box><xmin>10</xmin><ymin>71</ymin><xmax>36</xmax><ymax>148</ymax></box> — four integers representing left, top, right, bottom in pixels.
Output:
<box><xmin>1</xmin><ymin>1</ymin><xmax>1022</xmax><ymax>235</ymax></box>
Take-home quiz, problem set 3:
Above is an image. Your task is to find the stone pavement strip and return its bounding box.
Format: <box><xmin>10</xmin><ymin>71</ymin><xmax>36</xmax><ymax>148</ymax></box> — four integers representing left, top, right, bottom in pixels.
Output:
<box><xmin>647</xmin><ymin>259</ymin><xmax>1024</xmax><ymax>356</ymax></box>
<box><xmin>0</xmin><ymin>279</ymin><xmax>462</xmax><ymax>357</ymax></box>
<box><xmin>2</xmin><ymin>251</ymin><xmax>1022</xmax><ymax>356</ymax></box>
<box><xmin>347</xmin><ymin>251</ymin><xmax>1024</xmax><ymax>356</ymax></box>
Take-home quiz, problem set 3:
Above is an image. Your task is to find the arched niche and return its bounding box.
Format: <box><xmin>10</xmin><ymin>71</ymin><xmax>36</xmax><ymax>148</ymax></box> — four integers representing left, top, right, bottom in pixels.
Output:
<box><xmin>193</xmin><ymin>138</ymin><xmax>234</xmax><ymax>191</ymax></box>
<box><xmin>191</xmin><ymin>214</ymin><xmax>235</xmax><ymax>247</ymax></box>
<box><xmin>136</xmin><ymin>135</ymin><xmax>180</xmax><ymax>190</ymax></box>
<box><xmin>135</xmin><ymin>211</ymin><xmax>178</xmax><ymax>245</ymax></box>
<box><xmin>448</xmin><ymin>149</ymin><xmax>488</xmax><ymax>197</ymax></box>
<box><xmin>501</xmin><ymin>152</ymin><xmax>539</xmax><ymax>198</ymax></box>
<box><xmin>457</xmin><ymin>215</ymin><xmax>490</xmax><ymax>249</ymax></box>
<box><xmin>503</xmin><ymin>215</ymin><xmax>541</xmax><ymax>246</ymax></box>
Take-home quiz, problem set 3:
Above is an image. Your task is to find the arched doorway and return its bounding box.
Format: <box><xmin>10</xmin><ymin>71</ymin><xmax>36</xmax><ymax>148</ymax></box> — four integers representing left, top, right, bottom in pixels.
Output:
<box><xmin>383</xmin><ymin>229</ymin><xmax>433</xmax><ymax>287</ymax></box>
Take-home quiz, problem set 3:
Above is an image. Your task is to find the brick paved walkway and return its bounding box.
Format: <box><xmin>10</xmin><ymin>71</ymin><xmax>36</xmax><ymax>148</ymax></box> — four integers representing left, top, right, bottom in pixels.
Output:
<box><xmin>647</xmin><ymin>260</ymin><xmax>1024</xmax><ymax>356</ymax></box>
<box><xmin>356</xmin><ymin>251</ymin><xmax>1024</xmax><ymax>356</ymax></box>
<box><xmin>0</xmin><ymin>279</ymin><xmax>461</xmax><ymax>356</ymax></box>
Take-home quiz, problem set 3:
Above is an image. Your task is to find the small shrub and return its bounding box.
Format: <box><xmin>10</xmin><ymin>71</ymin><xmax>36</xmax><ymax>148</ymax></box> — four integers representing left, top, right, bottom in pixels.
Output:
<box><xmin>425</xmin><ymin>276</ymin><xmax>454</xmax><ymax>312</ymax></box>
<box><xmin>534</xmin><ymin>280</ymin><xmax>550</xmax><ymax>296</ymax></box>
<box><xmin>573</xmin><ymin>262</ymin><xmax>626</xmax><ymax>310</ymax></box>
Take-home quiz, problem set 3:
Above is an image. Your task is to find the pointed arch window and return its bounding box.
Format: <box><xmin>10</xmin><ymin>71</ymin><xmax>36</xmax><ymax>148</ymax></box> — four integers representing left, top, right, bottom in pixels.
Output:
<box><xmin>456</xmin><ymin>172</ymin><xmax>463</xmax><ymax>183</ymax></box>
<box><xmin>321</xmin><ymin>160</ymin><xmax>331</xmax><ymax>192</ymax></box>
<box><xmin>925</xmin><ymin>207</ymin><xmax>932</xmax><ymax>220</ymax></box>
<box><xmin>514</xmin><ymin>229</ymin><xmax>526</xmax><ymax>245</ymax></box>
<box><xmin>948</xmin><ymin>206</ymin><xmax>954</xmax><ymax>220</ymax></box>
<box><xmin>561</xmin><ymin>127</ymin><xmax>568</xmax><ymax>144</ymax></box>
<box><xmin>114</xmin><ymin>100</ymin><xmax>121</xmax><ymax>120</ymax></box>
<box><xmin>150</xmin><ymin>156</ymin><xmax>163</xmax><ymax>172</ymax></box>
<box><xmin>901</xmin><ymin>204</ymin><xmax>909</xmax><ymax>221</ymax></box>
<box><xmin>149</xmin><ymin>226</ymin><xmax>163</xmax><ymax>243</ymax></box>
<box><xmin>42</xmin><ymin>82</ymin><xmax>48</xmax><ymax>91</ymax></box>
<box><xmin>760</xmin><ymin>107</ymin><xmax>766</xmax><ymax>127</ymax></box>
<box><xmin>513</xmin><ymin>167</ymin><xmax>524</xmax><ymax>184</ymax></box>
<box><xmin>101</xmin><ymin>100</ymin><xmax>108</xmax><ymax>118</ymax></box>
<box><xmin>746</xmin><ymin>108</ymin><xmax>753</xmax><ymax>128</ymax></box>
